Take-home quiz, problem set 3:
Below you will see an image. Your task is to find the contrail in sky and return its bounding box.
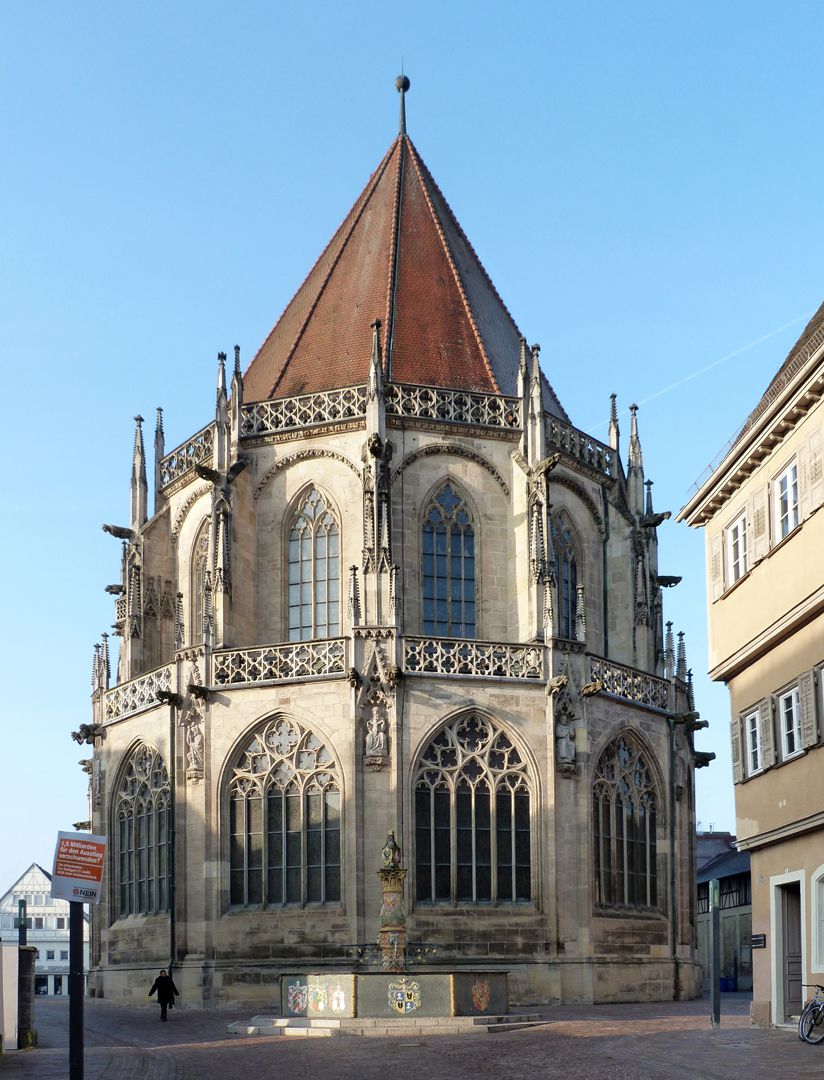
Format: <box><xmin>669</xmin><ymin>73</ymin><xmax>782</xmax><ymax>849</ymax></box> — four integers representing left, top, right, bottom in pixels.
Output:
<box><xmin>589</xmin><ymin>310</ymin><xmax>814</xmax><ymax>431</ymax></box>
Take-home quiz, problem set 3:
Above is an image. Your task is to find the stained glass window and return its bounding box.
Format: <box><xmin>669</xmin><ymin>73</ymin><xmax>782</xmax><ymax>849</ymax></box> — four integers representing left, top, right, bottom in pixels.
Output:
<box><xmin>288</xmin><ymin>488</ymin><xmax>340</xmax><ymax>641</ymax></box>
<box><xmin>415</xmin><ymin>714</ymin><xmax>531</xmax><ymax>904</ymax></box>
<box><xmin>593</xmin><ymin>735</ymin><xmax>658</xmax><ymax>909</ymax></box>
<box><xmin>114</xmin><ymin>745</ymin><xmax>170</xmax><ymax>918</ymax></box>
<box><xmin>228</xmin><ymin>717</ymin><xmax>341</xmax><ymax>907</ymax></box>
<box><xmin>422</xmin><ymin>484</ymin><xmax>475</xmax><ymax>637</ymax></box>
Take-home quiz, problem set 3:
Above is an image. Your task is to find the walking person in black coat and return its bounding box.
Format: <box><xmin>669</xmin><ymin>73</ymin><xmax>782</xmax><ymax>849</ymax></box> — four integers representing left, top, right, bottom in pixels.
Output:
<box><xmin>148</xmin><ymin>968</ymin><xmax>179</xmax><ymax>1021</ymax></box>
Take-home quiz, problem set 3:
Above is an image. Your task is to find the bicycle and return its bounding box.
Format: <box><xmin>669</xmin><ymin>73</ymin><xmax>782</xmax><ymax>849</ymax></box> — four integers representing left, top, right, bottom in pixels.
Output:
<box><xmin>798</xmin><ymin>984</ymin><xmax>824</xmax><ymax>1044</ymax></box>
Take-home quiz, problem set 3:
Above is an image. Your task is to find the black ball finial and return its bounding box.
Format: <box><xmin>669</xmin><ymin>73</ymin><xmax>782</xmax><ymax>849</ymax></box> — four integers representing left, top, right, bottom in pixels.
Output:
<box><xmin>395</xmin><ymin>74</ymin><xmax>410</xmax><ymax>93</ymax></box>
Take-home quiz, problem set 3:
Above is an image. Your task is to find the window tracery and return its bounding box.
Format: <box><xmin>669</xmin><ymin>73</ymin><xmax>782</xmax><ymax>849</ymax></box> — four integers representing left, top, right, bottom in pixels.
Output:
<box><xmin>191</xmin><ymin>518</ymin><xmax>210</xmax><ymax>645</ymax></box>
<box><xmin>414</xmin><ymin>713</ymin><xmax>531</xmax><ymax>905</ymax></box>
<box><xmin>114</xmin><ymin>745</ymin><xmax>170</xmax><ymax>918</ymax></box>
<box><xmin>552</xmin><ymin>513</ymin><xmax>579</xmax><ymax>640</ymax></box>
<box><xmin>288</xmin><ymin>488</ymin><xmax>340</xmax><ymax>641</ymax></box>
<box><xmin>228</xmin><ymin>716</ymin><xmax>341</xmax><ymax>907</ymax></box>
<box><xmin>422</xmin><ymin>483</ymin><xmax>476</xmax><ymax>638</ymax></box>
<box><xmin>593</xmin><ymin>734</ymin><xmax>658</xmax><ymax>909</ymax></box>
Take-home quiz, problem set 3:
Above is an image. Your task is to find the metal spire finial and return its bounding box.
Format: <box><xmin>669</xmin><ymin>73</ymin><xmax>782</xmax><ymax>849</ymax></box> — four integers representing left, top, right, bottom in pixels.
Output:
<box><xmin>395</xmin><ymin>74</ymin><xmax>410</xmax><ymax>135</ymax></box>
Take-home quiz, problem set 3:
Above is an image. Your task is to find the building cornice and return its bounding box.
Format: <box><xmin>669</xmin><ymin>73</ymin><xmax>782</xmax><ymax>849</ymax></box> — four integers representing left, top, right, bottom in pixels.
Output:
<box><xmin>709</xmin><ymin>581</ymin><xmax>824</xmax><ymax>682</ymax></box>
<box><xmin>679</xmin><ymin>347</ymin><xmax>824</xmax><ymax>527</ymax></box>
<box><xmin>736</xmin><ymin>808</ymin><xmax>824</xmax><ymax>852</ymax></box>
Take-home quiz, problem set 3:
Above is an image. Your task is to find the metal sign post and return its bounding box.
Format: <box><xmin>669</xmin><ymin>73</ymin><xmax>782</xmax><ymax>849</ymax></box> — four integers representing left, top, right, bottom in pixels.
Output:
<box><xmin>17</xmin><ymin>898</ymin><xmax>28</xmax><ymax>946</ymax></box>
<box><xmin>709</xmin><ymin>878</ymin><xmax>721</xmax><ymax>1028</ymax></box>
<box><xmin>51</xmin><ymin>830</ymin><xmax>108</xmax><ymax>1080</ymax></box>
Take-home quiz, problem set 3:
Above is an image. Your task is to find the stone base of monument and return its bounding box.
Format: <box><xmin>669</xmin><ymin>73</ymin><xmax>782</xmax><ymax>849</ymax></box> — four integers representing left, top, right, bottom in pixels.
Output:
<box><xmin>226</xmin><ymin>971</ymin><xmax>550</xmax><ymax>1037</ymax></box>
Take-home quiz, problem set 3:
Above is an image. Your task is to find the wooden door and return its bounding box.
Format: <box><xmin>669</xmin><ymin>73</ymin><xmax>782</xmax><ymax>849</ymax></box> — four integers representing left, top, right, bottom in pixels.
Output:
<box><xmin>781</xmin><ymin>882</ymin><xmax>802</xmax><ymax>1019</ymax></box>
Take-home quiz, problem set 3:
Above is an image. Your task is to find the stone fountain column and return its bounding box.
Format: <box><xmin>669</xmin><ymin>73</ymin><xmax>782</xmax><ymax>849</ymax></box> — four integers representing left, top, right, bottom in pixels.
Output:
<box><xmin>376</xmin><ymin>832</ymin><xmax>406</xmax><ymax>973</ymax></box>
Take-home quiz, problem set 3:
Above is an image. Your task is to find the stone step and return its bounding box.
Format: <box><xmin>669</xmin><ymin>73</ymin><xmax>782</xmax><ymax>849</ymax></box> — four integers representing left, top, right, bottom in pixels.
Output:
<box><xmin>228</xmin><ymin>1013</ymin><xmax>549</xmax><ymax>1038</ymax></box>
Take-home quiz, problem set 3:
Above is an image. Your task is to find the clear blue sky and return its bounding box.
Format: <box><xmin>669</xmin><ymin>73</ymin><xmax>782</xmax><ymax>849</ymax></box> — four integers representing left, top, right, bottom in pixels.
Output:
<box><xmin>2</xmin><ymin>1</ymin><xmax>822</xmax><ymax>887</ymax></box>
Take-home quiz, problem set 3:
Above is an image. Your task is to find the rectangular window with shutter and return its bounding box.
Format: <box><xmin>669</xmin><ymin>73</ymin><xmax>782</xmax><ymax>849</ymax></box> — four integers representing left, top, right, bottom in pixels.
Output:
<box><xmin>774</xmin><ymin>461</ymin><xmax>799</xmax><ymax>540</ymax></box>
<box><xmin>779</xmin><ymin>686</ymin><xmax>802</xmax><ymax>759</ymax></box>
<box><xmin>726</xmin><ymin>512</ymin><xmax>748</xmax><ymax>585</ymax></box>
<box><xmin>744</xmin><ymin>709</ymin><xmax>760</xmax><ymax>775</ymax></box>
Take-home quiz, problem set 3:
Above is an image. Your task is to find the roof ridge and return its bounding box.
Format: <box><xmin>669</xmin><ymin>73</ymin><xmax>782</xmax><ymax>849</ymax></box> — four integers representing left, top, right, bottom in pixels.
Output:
<box><xmin>410</xmin><ymin>141</ymin><xmax>524</xmax><ymax>344</ymax></box>
<box><xmin>383</xmin><ymin>135</ymin><xmax>406</xmax><ymax>379</ymax></box>
<box><xmin>406</xmin><ymin>138</ymin><xmax>501</xmax><ymax>395</ymax></box>
<box><xmin>248</xmin><ymin>138</ymin><xmax>401</xmax><ymax>398</ymax></box>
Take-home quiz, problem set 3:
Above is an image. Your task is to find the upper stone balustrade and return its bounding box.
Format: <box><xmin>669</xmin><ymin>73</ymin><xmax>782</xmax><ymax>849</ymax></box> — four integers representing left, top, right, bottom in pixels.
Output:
<box><xmin>212</xmin><ymin>638</ymin><xmax>347</xmax><ymax>687</ymax></box>
<box><xmin>240</xmin><ymin>386</ymin><xmax>368</xmax><ymax>439</ymax></box>
<box><xmin>403</xmin><ymin>636</ymin><xmax>544</xmax><ymax>680</ymax></box>
<box><xmin>589</xmin><ymin>655</ymin><xmax>670</xmax><ymax>712</ymax></box>
<box><xmin>159</xmin><ymin>422</ymin><xmax>215</xmax><ymax>492</ymax></box>
<box><xmin>105</xmin><ymin>664</ymin><xmax>173</xmax><ymax>723</ymax></box>
<box><xmin>546</xmin><ymin>416</ymin><xmax>615</xmax><ymax>479</ymax></box>
<box><xmin>385</xmin><ymin>383</ymin><xmax>521</xmax><ymax>430</ymax></box>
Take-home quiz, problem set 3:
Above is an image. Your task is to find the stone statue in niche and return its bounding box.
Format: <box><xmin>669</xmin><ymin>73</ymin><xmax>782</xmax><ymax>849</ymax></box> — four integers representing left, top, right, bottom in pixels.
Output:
<box><xmin>365</xmin><ymin>705</ymin><xmax>387</xmax><ymax>756</ymax></box>
<box><xmin>186</xmin><ymin>719</ymin><xmax>204</xmax><ymax>776</ymax></box>
<box><xmin>555</xmin><ymin>707</ymin><xmax>576</xmax><ymax>770</ymax></box>
<box><xmin>381</xmin><ymin>831</ymin><xmax>401</xmax><ymax>868</ymax></box>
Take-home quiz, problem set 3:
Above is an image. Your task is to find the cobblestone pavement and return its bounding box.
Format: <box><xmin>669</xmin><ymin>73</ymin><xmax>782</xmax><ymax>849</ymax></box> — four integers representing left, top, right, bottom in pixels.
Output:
<box><xmin>2</xmin><ymin>994</ymin><xmax>822</xmax><ymax>1079</ymax></box>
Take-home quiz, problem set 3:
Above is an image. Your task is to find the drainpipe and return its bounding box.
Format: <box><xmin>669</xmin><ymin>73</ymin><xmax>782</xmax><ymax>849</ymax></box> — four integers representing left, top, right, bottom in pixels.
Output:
<box><xmin>667</xmin><ymin>704</ymin><xmax>700</xmax><ymax>1000</ymax></box>
<box><xmin>601</xmin><ymin>486</ymin><xmax>610</xmax><ymax>657</ymax></box>
<box><xmin>168</xmin><ymin>697</ymin><xmax>177</xmax><ymax>976</ymax></box>
<box><xmin>668</xmin><ymin>715</ymin><xmax>678</xmax><ymax>1000</ymax></box>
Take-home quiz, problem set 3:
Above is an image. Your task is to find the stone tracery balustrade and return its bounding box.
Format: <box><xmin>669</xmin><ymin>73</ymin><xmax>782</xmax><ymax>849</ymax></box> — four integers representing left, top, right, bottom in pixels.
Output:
<box><xmin>546</xmin><ymin>417</ymin><xmax>615</xmax><ymax>478</ymax></box>
<box><xmin>403</xmin><ymin>637</ymin><xmax>544</xmax><ymax>680</ymax></box>
<box><xmin>240</xmin><ymin>386</ymin><xmax>368</xmax><ymax>438</ymax></box>
<box><xmin>213</xmin><ymin>638</ymin><xmax>347</xmax><ymax>686</ymax></box>
<box><xmin>589</xmin><ymin>656</ymin><xmax>670</xmax><ymax>711</ymax></box>
<box><xmin>159</xmin><ymin>423</ymin><xmax>215</xmax><ymax>489</ymax></box>
<box><xmin>385</xmin><ymin>383</ymin><xmax>521</xmax><ymax>429</ymax></box>
<box><xmin>105</xmin><ymin>665</ymin><xmax>173</xmax><ymax>722</ymax></box>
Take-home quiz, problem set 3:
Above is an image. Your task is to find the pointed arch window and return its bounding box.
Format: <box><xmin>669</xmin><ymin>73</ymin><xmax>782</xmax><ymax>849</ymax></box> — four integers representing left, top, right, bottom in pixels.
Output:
<box><xmin>228</xmin><ymin>717</ymin><xmax>341</xmax><ymax>907</ymax></box>
<box><xmin>593</xmin><ymin>735</ymin><xmax>658</xmax><ymax>909</ymax></box>
<box><xmin>288</xmin><ymin>488</ymin><xmax>340</xmax><ymax>641</ymax></box>
<box><xmin>552</xmin><ymin>515</ymin><xmax>579</xmax><ymax>639</ymax></box>
<box><xmin>114</xmin><ymin>745</ymin><xmax>170</xmax><ymax>918</ymax></box>
<box><xmin>191</xmin><ymin>518</ymin><xmax>210</xmax><ymax>645</ymax></box>
<box><xmin>422</xmin><ymin>484</ymin><xmax>476</xmax><ymax>638</ymax></box>
<box><xmin>414</xmin><ymin>713</ymin><xmax>531</xmax><ymax>904</ymax></box>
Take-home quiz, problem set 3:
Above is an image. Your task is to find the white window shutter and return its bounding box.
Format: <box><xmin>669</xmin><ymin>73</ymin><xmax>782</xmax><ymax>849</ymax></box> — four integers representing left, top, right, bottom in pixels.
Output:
<box><xmin>730</xmin><ymin>715</ymin><xmax>743</xmax><ymax>783</ymax></box>
<box><xmin>710</xmin><ymin>534</ymin><xmax>723</xmax><ymax>601</ymax></box>
<box><xmin>799</xmin><ymin>443</ymin><xmax>811</xmax><ymax>521</ymax></box>
<box><xmin>752</xmin><ymin>486</ymin><xmax>769</xmax><ymax>562</ymax></box>
<box><xmin>799</xmin><ymin>670</ymin><xmax>819</xmax><ymax>749</ymax></box>
<box><xmin>809</xmin><ymin>428</ymin><xmax>824</xmax><ymax>511</ymax></box>
<box><xmin>758</xmin><ymin>697</ymin><xmax>775</xmax><ymax>768</ymax></box>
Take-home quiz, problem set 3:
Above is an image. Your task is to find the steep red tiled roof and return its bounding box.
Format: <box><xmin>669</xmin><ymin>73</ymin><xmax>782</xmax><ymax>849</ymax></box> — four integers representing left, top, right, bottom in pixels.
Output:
<box><xmin>243</xmin><ymin>135</ymin><xmax>568</xmax><ymax>418</ymax></box>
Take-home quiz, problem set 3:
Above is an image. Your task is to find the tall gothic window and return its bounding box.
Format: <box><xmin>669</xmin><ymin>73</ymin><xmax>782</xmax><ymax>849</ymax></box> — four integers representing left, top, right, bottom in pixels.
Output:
<box><xmin>593</xmin><ymin>734</ymin><xmax>658</xmax><ymax>909</ymax></box>
<box><xmin>228</xmin><ymin>717</ymin><xmax>341</xmax><ymax>907</ymax></box>
<box><xmin>422</xmin><ymin>484</ymin><xmax>476</xmax><ymax>637</ymax></box>
<box><xmin>553</xmin><ymin>515</ymin><xmax>578</xmax><ymax>639</ymax></box>
<box><xmin>114</xmin><ymin>745</ymin><xmax>170</xmax><ymax>918</ymax></box>
<box><xmin>191</xmin><ymin>518</ymin><xmax>210</xmax><ymax>645</ymax></box>
<box><xmin>415</xmin><ymin>714</ymin><xmax>531</xmax><ymax>904</ymax></box>
<box><xmin>288</xmin><ymin>488</ymin><xmax>340</xmax><ymax>641</ymax></box>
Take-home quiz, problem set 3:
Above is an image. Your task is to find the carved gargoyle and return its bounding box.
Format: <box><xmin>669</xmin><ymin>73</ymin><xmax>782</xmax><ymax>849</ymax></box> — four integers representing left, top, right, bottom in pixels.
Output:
<box><xmin>581</xmin><ymin>679</ymin><xmax>604</xmax><ymax>697</ymax></box>
<box><xmin>104</xmin><ymin>584</ymin><xmax>125</xmax><ymax>595</ymax></box>
<box><xmin>655</xmin><ymin>575</ymin><xmax>682</xmax><ymax>589</ymax></box>
<box><xmin>385</xmin><ymin>665</ymin><xmax>401</xmax><ymax>690</ymax></box>
<box><xmin>102</xmin><ymin>524</ymin><xmax>135</xmax><ymax>541</ymax></box>
<box><xmin>547</xmin><ymin>674</ymin><xmax>568</xmax><ymax>696</ymax></box>
<box><xmin>367</xmin><ymin>433</ymin><xmax>384</xmax><ymax>458</ymax></box>
<box><xmin>71</xmin><ymin>723</ymin><xmax>102</xmax><ymax>745</ymax></box>
<box><xmin>157</xmin><ymin>688</ymin><xmax>183</xmax><ymax>707</ymax></box>
<box><xmin>347</xmin><ymin>667</ymin><xmax>362</xmax><ymax>689</ymax></box>
<box><xmin>640</xmin><ymin>511</ymin><xmax>672</xmax><ymax>529</ymax></box>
